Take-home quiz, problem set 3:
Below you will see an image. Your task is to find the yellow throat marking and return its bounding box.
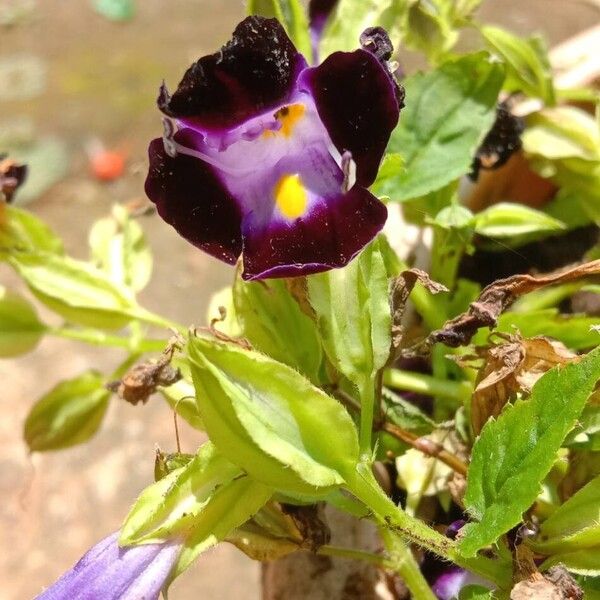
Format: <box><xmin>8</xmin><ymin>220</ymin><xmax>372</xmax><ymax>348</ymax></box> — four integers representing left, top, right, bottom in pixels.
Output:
<box><xmin>274</xmin><ymin>174</ymin><xmax>308</xmax><ymax>219</ymax></box>
<box><xmin>264</xmin><ymin>103</ymin><xmax>306</xmax><ymax>138</ymax></box>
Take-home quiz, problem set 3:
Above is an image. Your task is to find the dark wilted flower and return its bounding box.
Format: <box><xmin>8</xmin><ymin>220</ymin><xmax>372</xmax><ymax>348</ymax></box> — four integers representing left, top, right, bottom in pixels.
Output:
<box><xmin>35</xmin><ymin>532</ymin><xmax>180</xmax><ymax>600</ymax></box>
<box><xmin>0</xmin><ymin>155</ymin><xmax>27</xmax><ymax>203</ymax></box>
<box><xmin>146</xmin><ymin>16</ymin><xmax>402</xmax><ymax>280</ymax></box>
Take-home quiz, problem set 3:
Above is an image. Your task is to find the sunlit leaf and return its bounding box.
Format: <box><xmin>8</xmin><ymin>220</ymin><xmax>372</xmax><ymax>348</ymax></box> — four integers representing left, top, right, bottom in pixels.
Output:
<box><xmin>0</xmin><ymin>286</ymin><xmax>46</xmax><ymax>357</ymax></box>
<box><xmin>9</xmin><ymin>252</ymin><xmax>138</xmax><ymax>329</ymax></box>
<box><xmin>24</xmin><ymin>371</ymin><xmax>110</xmax><ymax>451</ymax></box>
<box><xmin>381</xmin><ymin>53</ymin><xmax>504</xmax><ymax>202</ymax></box>
<box><xmin>89</xmin><ymin>205</ymin><xmax>152</xmax><ymax>293</ymax></box>
<box><xmin>481</xmin><ymin>25</ymin><xmax>555</xmax><ymax>104</ymax></box>
<box><xmin>460</xmin><ymin>346</ymin><xmax>600</xmax><ymax>556</ymax></box>
<box><xmin>187</xmin><ymin>335</ymin><xmax>359</xmax><ymax>495</ymax></box>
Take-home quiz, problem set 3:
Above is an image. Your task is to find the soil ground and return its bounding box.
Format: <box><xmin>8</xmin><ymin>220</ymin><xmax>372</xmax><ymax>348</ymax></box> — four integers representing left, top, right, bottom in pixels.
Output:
<box><xmin>1</xmin><ymin>1</ymin><xmax>598</xmax><ymax>598</ymax></box>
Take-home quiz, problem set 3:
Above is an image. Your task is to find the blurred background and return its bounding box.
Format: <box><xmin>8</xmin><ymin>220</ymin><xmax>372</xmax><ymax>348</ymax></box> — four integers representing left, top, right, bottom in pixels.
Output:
<box><xmin>1</xmin><ymin>1</ymin><xmax>598</xmax><ymax>598</ymax></box>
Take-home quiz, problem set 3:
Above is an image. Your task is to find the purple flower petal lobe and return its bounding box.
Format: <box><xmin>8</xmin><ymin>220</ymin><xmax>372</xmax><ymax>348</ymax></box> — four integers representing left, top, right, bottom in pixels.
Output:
<box><xmin>159</xmin><ymin>16</ymin><xmax>307</xmax><ymax>132</ymax></box>
<box><xmin>35</xmin><ymin>532</ymin><xmax>180</xmax><ymax>600</ymax></box>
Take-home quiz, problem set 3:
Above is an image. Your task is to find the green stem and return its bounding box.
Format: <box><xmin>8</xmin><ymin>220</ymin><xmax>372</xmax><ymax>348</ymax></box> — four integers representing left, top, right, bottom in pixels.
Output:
<box><xmin>359</xmin><ymin>377</ymin><xmax>376</xmax><ymax>458</ymax></box>
<box><xmin>345</xmin><ymin>465</ymin><xmax>511</xmax><ymax>588</ymax></box>
<box><xmin>133</xmin><ymin>308</ymin><xmax>185</xmax><ymax>333</ymax></box>
<box><xmin>384</xmin><ymin>369</ymin><xmax>472</xmax><ymax>403</ymax></box>
<box><xmin>380</xmin><ymin>528</ymin><xmax>437</xmax><ymax>600</ymax></box>
<box><xmin>317</xmin><ymin>545</ymin><xmax>388</xmax><ymax>567</ymax></box>
<box><xmin>49</xmin><ymin>326</ymin><xmax>166</xmax><ymax>353</ymax></box>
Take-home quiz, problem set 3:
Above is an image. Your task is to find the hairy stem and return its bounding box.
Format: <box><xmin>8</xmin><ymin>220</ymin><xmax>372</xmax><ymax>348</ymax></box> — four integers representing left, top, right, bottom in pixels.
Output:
<box><xmin>345</xmin><ymin>465</ymin><xmax>511</xmax><ymax>588</ymax></box>
<box><xmin>380</xmin><ymin>528</ymin><xmax>437</xmax><ymax>600</ymax></box>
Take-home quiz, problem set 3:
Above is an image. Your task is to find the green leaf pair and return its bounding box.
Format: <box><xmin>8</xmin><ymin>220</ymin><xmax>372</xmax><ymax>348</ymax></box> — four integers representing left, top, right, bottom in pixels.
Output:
<box><xmin>122</xmin><ymin>442</ymin><xmax>272</xmax><ymax>581</ymax></box>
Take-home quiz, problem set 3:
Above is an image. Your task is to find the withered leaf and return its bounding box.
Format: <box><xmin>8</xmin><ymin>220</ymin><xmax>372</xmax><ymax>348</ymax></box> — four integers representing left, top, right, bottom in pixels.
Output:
<box><xmin>468</xmin><ymin>334</ymin><xmax>577</xmax><ymax>434</ymax></box>
<box><xmin>429</xmin><ymin>260</ymin><xmax>600</xmax><ymax>348</ymax></box>
<box><xmin>108</xmin><ymin>344</ymin><xmax>181</xmax><ymax>405</ymax></box>
<box><xmin>391</xmin><ymin>269</ymin><xmax>447</xmax><ymax>350</ymax></box>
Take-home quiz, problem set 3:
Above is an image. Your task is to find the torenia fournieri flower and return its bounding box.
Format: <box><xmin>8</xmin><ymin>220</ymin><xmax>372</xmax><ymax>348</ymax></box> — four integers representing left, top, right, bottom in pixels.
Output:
<box><xmin>145</xmin><ymin>16</ymin><xmax>403</xmax><ymax>280</ymax></box>
<box><xmin>35</xmin><ymin>532</ymin><xmax>180</xmax><ymax>600</ymax></box>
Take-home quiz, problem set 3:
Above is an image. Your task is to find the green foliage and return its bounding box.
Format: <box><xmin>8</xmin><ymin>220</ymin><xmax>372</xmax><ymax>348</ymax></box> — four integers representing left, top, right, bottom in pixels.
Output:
<box><xmin>121</xmin><ymin>442</ymin><xmax>245</xmax><ymax>543</ymax></box>
<box><xmin>122</xmin><ymin>442</ymin><xmax>272</xmax><ymax>582</ymax></box>
<box><xmin>24</xmin><ymin>371</ymin><xmax>110</xmax><ymax>451</ymax></box>
<box><xmin>473</xmin><ymin>309</ymin><xmax>600</xmax><ymax>350</ymax></box>
<box><xmin>233</xmin><ymin>276</ymin><xmax>323</xmax><ymax>383</ymax></box>
<box><xmin>459</xmin><ymin>586</ymin><xmax>493</xmax><ymax>600</ymax></box>
<box><xmin>307</xmin><ymin>236</ymin><xmax>392</xmax><ymax>395</ymax></box>
<box><xmin>246</xmin><ymin>0</ymin><xmax>311</xmax><ymax>58</ymax></box>
<box><xmin>88</xmin><ymin>205</ymin><xmax>152</xmax><ymax>293</ymax></box>
<box><xmin>0</xmin><ymin>205</ymin><xmax>63</xmax><ymax>256</ymax></box>
<box><xmin>533</xmin><ymin>475</ymin><xmax>600</xmax><ymax>554</ymax></box>
<box><xmin>187</xmin><ymin>335</ymin><xmax>359</xmax><ymax>494</ymax></box>
<box><xmin>460</xmin><ymin>346</ymin><xmax>600</xmax><ymax>557</ymax></box>
<box><xmin>523</xmin><ymin>106</ymin><xmax>600</xmax><ymax>223</ymax></box>
<box><xmin>0</xmin><ymin>286</ymin><xmax>46</xmax><ymax>357</ymax></box>
<box><xmin>8</xmin><ymin>252</ymin><xmax>138</xmax><ymax>329</ymax></box>
<box><xmin>472</xmin><ymin>202</ymin><xmax>565</xmax><ymax>240</ymax></box>
<box><xmin>380</xmin><ymin>53</ymin><xmax>504</xmax><ymax>202</ymax></box>
<box><xmin>320</xmin><ymin>0</ymin><xmax>481</xmax><ymax>62</ymax></box>
<box><xmin>481</xmin><ymin>25</ymin><xmax>555</xmax><ymax>104</ymax></box>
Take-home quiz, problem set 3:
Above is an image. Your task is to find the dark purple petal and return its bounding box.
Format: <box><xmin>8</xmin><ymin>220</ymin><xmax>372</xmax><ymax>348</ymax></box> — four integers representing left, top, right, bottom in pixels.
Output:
<box><xmin>241</xmin><ymin>185</ymin><xmax>387</xmax><ymax>280</ymax></box>
<box><xmin>159</xmin><ymin>16</ymin><xmax>307</xmax><ymax>132</ymax></box>
<box><xmin>300</xmin><ymin>49</ymin><xmax>400</xmax><ymax>187</ymax></box>
<box><xmin>35</xmin><ymin>532</ymin><xmax>180</xmax><ymax>600</ymax></box>
<box><xmin>145</xmin><ymin>137</ymin><xmax>243</xmax><ymax>264</ymax></box>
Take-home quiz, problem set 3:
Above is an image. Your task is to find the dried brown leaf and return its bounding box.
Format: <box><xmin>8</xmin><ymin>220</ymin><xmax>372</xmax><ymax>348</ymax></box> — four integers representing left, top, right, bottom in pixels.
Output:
<box><xmin>391</xmin><ymin>269</ymin><xmax>447</xmax><ymax>350</ymax></box>
<box><xmin>470</xmin><ymin>334</ymin><xmax>577</xmax><ymax>433</ymax></box>
<box><xmin>429</xmin><ymin>260</ymin><xmax>600</xmax><ymax>348</ymax></box>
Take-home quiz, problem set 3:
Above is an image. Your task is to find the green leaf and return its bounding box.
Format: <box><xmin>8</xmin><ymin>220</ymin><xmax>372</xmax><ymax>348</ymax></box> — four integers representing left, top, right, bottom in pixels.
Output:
<box><xmin>24</xmin><ymin>371</ymin><xmax>110</xmax><ymax>451</ymax></box>
<box><xmin>481</xmin><ymin>25</ymin><xmax>555</xmax><ymax>104</ymax></box>
<box><xmin>233</xmin><ymin>276</ymin><xmax>323</xmax><ymax>383</ymax></box>
<box><xmin>540</xmin><ymin>546</ymin><xmax>600</xmax><ymax>576</ymax></box>
<box><xmin>122</xmin><ymin>442</ymin><xmax>272</xmax><ymax>584</ymax></box>
<box><xmin>473</xmin><ymin>202</ymin><xmax>566</xmax><ymax>238</ymax></box>
<box><xmin>319</xmin><ymin>0</ymin><xmax>404</xmax><ymax>57</ymax></box>
<box><xmin>0</xmin><ymin>205</ymin><xmax>63</xmax><ymax>256</ymax></box>
<box><xmin>565</xmin><ymin>405</ymin><xmax>600</xmax><ymax>450</ymax></box>
<box><xmin>370</xmin><ymin>153</ymin><xmax>404</xmax><ymax>197</ymax></box>
<box><xmin>524</xmin><ymin>107</ymin><xmax>600</xmax><ymax>162</ymax></box>
<box><xmin>320</xmin><ymin>0</ymin><xmax>481</xmax><ymax>61</ymax></box>
<box><xmin>9</xmin><ymin>252</ymin><xmax>138</xmax><ymax>329</ymax></box>
<box><xmin>473</xmin><ymin>309</ymin><xmax>600</xmax><ymax>351</ymax></box>
<box><xmin>459</xmin><ymin>586</ymin><xmax>493</xmax><ymax>600</ymax></box>
<box><xmin>187</xmin><ymin>335</ymin><xmax>359</xmax><ymax>494</ymax></box>
<box><xmin>399</xmin><ymin>0</ymin><xmax>482</xmax><ymax>64</ymax></box>
<box><xmin>246</xmin><ymin>0</ymin><xmax>311</xmax><ymax>58</ymax></box>
<box><xmin>533</xmin><ymin>475</ymin><xmax>600</xmax><ymax>554</ymax></box>
<box><xmin>380</xmin><ymin>53</ymin><xmax>504</xmax><ymax>202</ymax></box>
<box><xmin>0</xmin><ymin>286</ymin><xmax>46</xmax><ymax>357</ymax></box>
<box><xmin>459</xmin><ymin>346</ymin><xmax>600</xmax><ymax>557</ymax></box>
<box><xmin>121</xmin><ymin>442</ymin><xmax>244</xmax><ymax>543</ymax></box>
<box><xmin>171</xmin><ymin>475</ymin><xmax>272</xmax><ymax>581</ymax></box>
<box><xmin>89</xmin><ymin>205</ymin><xmax>152</xmax><ymax>293</ymax></box>
<box><xmin>307</xmin><ymin>236</ymin><xmax>392</xmax><ymax>394</ymax></box>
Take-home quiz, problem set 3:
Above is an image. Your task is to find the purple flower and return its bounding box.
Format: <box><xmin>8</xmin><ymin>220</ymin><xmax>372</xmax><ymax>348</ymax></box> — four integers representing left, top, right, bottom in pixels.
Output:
<box><xmin>145</xmin><ymin>16</ymin><xmax>402</xmax><ymax>280</ymax></box>
<box><xmin>35</xmin><ymin>532</ymin><xmax>180</xmax><ymax>600</ymax></box>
